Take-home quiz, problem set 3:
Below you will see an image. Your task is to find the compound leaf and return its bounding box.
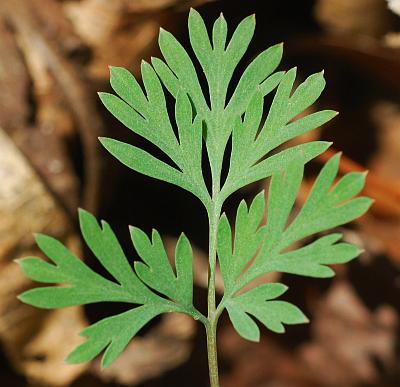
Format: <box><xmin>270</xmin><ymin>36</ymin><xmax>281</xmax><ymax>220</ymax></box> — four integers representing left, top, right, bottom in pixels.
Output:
<box><xmin>219</xmin><ymin>153</ymin><xmax>371</xmax><ymax>296</ymax></box>
<box><xmin>101</xmin><ymin>11</ymin><xmax>337</xmax><ymax>211</ymax></box>
<box><xmin>18</xmin><ymin>210</ymin><xmax>199</xmax><ymax>367</ymax></box>
<box><xmin>281</xmin><ymin>154</ymin><xmax>371</xmax><ymax>248</ymax></box>
<box><xmin>17</xmin><ymin>9</ymin><xmax>372</xmax><ymax>371</ymax></box>
<box><xmin>79</xmin><ymin>209</ymin><xmax>148</xmax><ymax>297</ymax></box>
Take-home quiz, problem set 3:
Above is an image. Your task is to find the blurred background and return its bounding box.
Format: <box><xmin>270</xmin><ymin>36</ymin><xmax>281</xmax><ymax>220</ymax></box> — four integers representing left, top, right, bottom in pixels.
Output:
<box><xmin>1</xmin><ymin>0</ymin><xmax>400</xmax><ymax>386</ymax></box>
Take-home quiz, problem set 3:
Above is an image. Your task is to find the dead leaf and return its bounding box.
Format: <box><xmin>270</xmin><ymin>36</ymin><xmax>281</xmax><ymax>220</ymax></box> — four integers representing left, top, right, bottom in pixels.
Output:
<box><xmin>300</xmin><ymin>281</ymin><xmax>397</xmax><ymax>386</ymax></box>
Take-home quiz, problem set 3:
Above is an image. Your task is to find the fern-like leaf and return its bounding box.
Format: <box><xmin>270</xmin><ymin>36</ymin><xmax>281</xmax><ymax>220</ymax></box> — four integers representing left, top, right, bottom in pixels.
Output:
<box><xmin>17</xmin><ymin>10</ymin><xmax>371</xmax><ymax>379</ymax></box>
<box><xmin>218</xmin><ymin>153</ymin><xmax>371</xmax><ymax>339</ymax></box>
<box><xmin>18</xmin><ymin>210</ymin><xmax>203</xmax><ymax>367</ymax></box>
<box><xmin>100</xmin><ymin>9</ymin><xmax>335</xmax><ymax>212</ymax></box>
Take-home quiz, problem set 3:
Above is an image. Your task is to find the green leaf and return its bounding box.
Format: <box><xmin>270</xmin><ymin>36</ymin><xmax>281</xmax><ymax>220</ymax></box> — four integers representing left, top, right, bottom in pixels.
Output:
<box><xmin>159</xmin><ymin>25</ymin><xmax>208</xmax><ymax>114</ymax></box>
<box><xmin>267</xmin><ymin>109</ymin><xmax>337</xmax><ymax>153</ymax></box>
<box><xmin>263</xmin><ymin>234</ymin><xmax>361</xmax><ymax>278</ymax></box>
<box><xmin>220</xmin><ymin>153</ymin><xmax>368</xmax><ymax>340</ymax></box>
<box><xmin>281</xmin><ymin>154</ymin><xmax>372</xmax><ymax>248</ymax></box>
<box><xmin>100</xmin><ymin>11</ymin><xmax>337</xmax><ymax>210</ymax></box>
<box><xmin>18</xmin><ymin>230</ymin><xmax>145</xmax><ymax>307</ymax></box>
<box><xmin>17</xmin><ymin>10</ymin><xmax>372</xmax><ymax>374</ymax></box>
<box><xmin>226</xmin><ymin>302</ymin><xmax>260</xmax><ymax>342</ymax></box>
<box><xmin>221</xmin><ymin>141</ymin><xmax>332</xmax><ymax>202</ymax></box>
<box><xmin>258</xmin><ymin>69</ymin><xmax>326</xmax><ymax>148</ymax></box>
<box><xmin>226</xmin><ymin>43</ymin><xmax>283</xmax><ymax>115</ymax></box>
<box><xmin>224</xmin><ymin>14</ymin><xmax>256</xmax><ymax>79</ymax></box>
<box><xmin>79</xmin><ymin>209</ymin><xmax>149</xmax><ymax>297</ymax></box>
<box><xmin>150</xmin><ymin>56</ymin><xmax>179</xmax><ymax>97</ymax></box>
<box><xmin>221</xmin><ymin>153</ymin><xmax>371</xmax><ymax>294</ymax></box>
<box><xmin>188</xmin><ymin>8</ymin><xmax>213</xmax><ymax>71</ymax></box>
<box><xmin>99</xmin><ymin>67</ymin><xmax>211</xmax><ymax>207</ymax></box>
<box><xmin>263</xmin><ymin>162</ymin><xmax>304</xmax><ymax>244</ymax></box>
<box><xmin>18</xmin><ymin>210</ymin><xmax>201</xmax><ymax>367</ymax></box>
<box><xmin>101</xmin><ymin>66</ymin><xmax>181</xmax><ymax>165</ymax></box>
<box><xmin>212</xmin><ymin>12</ymin><xmax>227</xmax><ymax>51</ymax></box>
<box><xmin>175</xmin><ymin>92</ymin><xmax>206</xmax><ymax>191</ymax></box>
<box><xmin>130</xmin><ymin>228</ymin><xmax>193</xmax><ymax>306</ymax></box>
<box><xmin>217</xmin><ymin>191</ymin><xmax>265</xmax><ymax>292</ymax></box>
<box><xmin>225</xmin><ymin>283</ymin><xmax>308</xmax><ymax>340</ymax></box>
<box><xmin>109</xmin><ymin>66</ymin><xmax>148</xmax><ymax>113</ymax></box>
<box><xmin>66</xmin><ymin>304</ymin><xmax>169</xmax><ymax>368</ymax></box>
<box><xmin>99</xmin><ymin>137</ymin><xmax>185</xmax><ymax>188</ymax></box>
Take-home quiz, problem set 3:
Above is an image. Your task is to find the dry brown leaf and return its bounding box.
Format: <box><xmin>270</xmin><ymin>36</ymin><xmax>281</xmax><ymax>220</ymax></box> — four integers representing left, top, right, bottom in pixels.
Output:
<box><xmin>314</xmin><ymin>0</ymin><xmax>393</xmax><ymax>37</ymax></box>
<box><xmin>219</xmin><ymin>324</ymin><xmax>314</xmax><ymax>387</ymax></box>
<box><xmin>0</xmin><ymin>127</ymin><xmax>90</xmax><ymax>384</ymax></box>
<box><xmin>22</xmin><ymin>307</ymin><xmax>88</xmax><ymax>386</ymax></box>
<box><xmin>64</xmin><ymin>0</ymin><xmax>213</xmax><ymax>79</ymax></box>
<box><xmin>300</xmin><ymin>281</ymin><xmax>397</xmax><ymax>386</ymax></box>
<box><xmin>370</xmin><ymin>102</ymin><xmax>400</xmax><ymax>183</ymax></box>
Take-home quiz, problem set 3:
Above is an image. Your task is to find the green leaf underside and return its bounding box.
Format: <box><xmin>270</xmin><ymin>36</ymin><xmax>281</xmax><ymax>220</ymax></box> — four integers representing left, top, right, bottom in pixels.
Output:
<box><xmin>99</xmin><ymin>9</ymin><xmax>336</xmax><ymax>212</ymax></box>
<box><xmin>225</xmin><ymin>284</ymin><xmax>308</xmax><ymax>341</ymax></box>
<box><xmin>219</xmin><ymin>153</ymin><xmax>371</xmax><ymax>297</ymax></box>
<box><xmin>130</xmin><ymin>227</ymin><xmax>193</xmax><ymax>307</ymax></box>
<box><xmin>66</xmin><ymin>304</ymin><xmax>169</xmax><ymax>368</ymax></box>
<box><xmin>18</xmin><ymin>209</ymin><xmax>197</xmax><ymax>367</ymax></box>
<box><xmin>17</xmin><ymin>9</ymin><xmax>371</xmax><ymax>364</ymax></box>
<box><xmin>218</xmin><ymin>153</ymin><xmax>371</xmax><ymax>340</ymax></box>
